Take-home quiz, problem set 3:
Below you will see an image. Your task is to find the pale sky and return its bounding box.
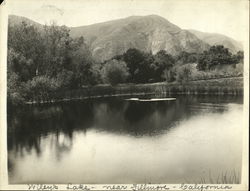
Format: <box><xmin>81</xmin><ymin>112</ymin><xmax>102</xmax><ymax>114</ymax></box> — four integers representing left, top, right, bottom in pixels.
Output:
<box><xmin>5</xmin><ymin>0</ymin><xmax>249</xmax><ymax>42</ymax></box>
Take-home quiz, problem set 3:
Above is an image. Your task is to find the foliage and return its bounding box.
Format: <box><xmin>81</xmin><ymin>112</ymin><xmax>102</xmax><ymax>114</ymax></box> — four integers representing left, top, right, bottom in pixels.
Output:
<box><xmin>101</xmin><ymin>59</ymin><xmax>129</xmax><ymax>85</ymax></box>
<box><xmin>183</xmin><ymin>63</ymin><xmax>243</xmax><ymax>81</ymax></box>
<box><xmin>176</xmin><ymin>65</ymin><xmax>192</xmax><ymax>83</ymax></box>
<box><xmin>197</xmin><ymin>45</ymin><xmax>238</xmax><ymax>71</ymax></box>
<box><xmin>55</xmin><ymin>69</ymin><xmax>74</xmax><ymax>89</ymax></box>
<box><xmin>114</xmin><ymin>49</ymin><xmax>175</xmax><ymax>83</ymax></box>
<box><xmin>175</xmin><ymin>51</ymin><xmax>198</xmax><ymax>65</ymax></box>
<box><xmin>234</xmin><ymin>51</ymin><xmax>244</xmax><ymax>63</ymax></box>
<box><xmin>25</xmin><ymin>76</ymin><xmax>59</xmax><ymax>102</ymax></box>
<box><xmin>7</xmin><ymin>48</ymin><xmax>34</xmax><ymax>82</ymax></box>
<box><xmin>121</xmin><ymin>48</ymin><xmax>147</xmax><ymax>82</ymax></box>
<box><xmin>7</xmin><ymin>72</ymin><xmax>25</xmax><ymax>105</ymax></box>
<box><xmin>7</xmin><ymin>21</ymin><xmax>245</xmax><ymax>104</ymax></box>
<box><xmin>8</xmin><ymin>22</ymin><xmax>44</xmax><ymax>80</ymax></box>
<box><xmin>162</xmin><ymin>68</ymin><xmax>176</xmax><ymax>83</ymax></box>
<box><xmin>7</xmin><ymin>21</ymin><xmax>95</xmax><ymax>104</ymax></box>
<box><xmin>151</xmin><ymin>50</ymin><xmax>175</xmax><ymax>82</ymax></box>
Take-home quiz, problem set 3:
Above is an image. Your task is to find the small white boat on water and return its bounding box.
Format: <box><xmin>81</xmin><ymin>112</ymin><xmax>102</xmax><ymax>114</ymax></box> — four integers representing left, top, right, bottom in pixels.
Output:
<box><xmin>125</xmin><ymin>98</ymin><xmax>176</xmax><ymax>101</ymax></box>
<box><xmin>126</xmin><ymin>98</ymin><xmax>139</xmax><ymax>101</ymax></box>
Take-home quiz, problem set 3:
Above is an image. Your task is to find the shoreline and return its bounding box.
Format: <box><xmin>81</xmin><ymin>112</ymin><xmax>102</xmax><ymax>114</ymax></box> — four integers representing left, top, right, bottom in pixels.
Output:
<box><xmin>22</xmin><ymin>77</ymin><xmax>243</xmax><ymax>105</ymax></box>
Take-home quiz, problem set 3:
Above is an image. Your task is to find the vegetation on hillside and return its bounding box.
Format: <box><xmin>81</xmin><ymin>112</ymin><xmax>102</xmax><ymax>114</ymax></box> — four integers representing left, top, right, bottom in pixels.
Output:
<box><xmin>7</xmin><ymin>21</ymin><xmax>244</xmax><ymax>105</ymax></box>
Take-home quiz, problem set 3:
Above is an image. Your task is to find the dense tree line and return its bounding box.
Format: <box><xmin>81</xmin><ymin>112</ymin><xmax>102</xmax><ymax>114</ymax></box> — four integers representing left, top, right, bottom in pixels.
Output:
<box><xmin>8</xmin><ymin>21</ymin><xmax>98</xmax><ymax>104</ymax></box>
<box><xmin>106</xmin><ymin>46</ymin><xmax>243</xmax><ymax>84</ymax></box>
<box><xmin>7</xmin><ymin>21</ymin><xmax>244</xmax><ymax>105</ymax></box>
<box><xmin>110</xmin><ymin>49</ymin><xmax>175</xmax><ymax>84</ymax></box>
<box><xmin>197</xmin><ymin>45</ymin><xmax>243</xmax><ymax>70</ymax></box>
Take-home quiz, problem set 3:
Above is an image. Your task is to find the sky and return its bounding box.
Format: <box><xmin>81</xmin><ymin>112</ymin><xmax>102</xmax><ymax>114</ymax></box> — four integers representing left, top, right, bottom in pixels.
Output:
<box><xmin>4</xmin><ymin>0</ymin><xmax>249</xmax><ymax>42</ymax></box>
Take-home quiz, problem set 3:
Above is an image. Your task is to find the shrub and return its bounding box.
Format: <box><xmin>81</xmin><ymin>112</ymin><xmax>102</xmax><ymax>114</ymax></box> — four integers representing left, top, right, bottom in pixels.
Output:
<box><xmin>101</xmin><ymin>59</ymin><xmax>129</xmax><ymax>86</ymax></box>
<box><xmin>7</xmin><ymin>72</ymin><xmax>25</xmax><ymax>105</ymax></box>
<box><xmin>163</xmin><ymin>68</ymin><xmax>176</xmax><ymax>82</ymax></box>
<box><xmin>176</xmin><ymin>65</ymin><xmax>192</xmax><ymax>83</ymax></box>
<box><xmin>25</xmin><ymin>76</ymin><xmax>59</xmax><ymax>102</ymax></box>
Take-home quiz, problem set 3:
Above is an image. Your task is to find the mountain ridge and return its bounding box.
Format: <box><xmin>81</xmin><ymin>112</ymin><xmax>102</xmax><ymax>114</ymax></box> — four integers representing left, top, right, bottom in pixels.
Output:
<box><xmin>8</xmin><ymin>14</ymin><xmax>242</xmax><ymax>61</ymax></box>
<box><xmin>69</xmin><ymin>15</ymin><xmax>209</xmax><ymax>61</ymax></box>
<box><xmin>188</xmin><ymin>29</ymin><xmax>243</xmax><ymax>54</ymax></box>
<box><xmin>9</xmin><ymin>15</ymin><xmax>43</xmax><ymax>28</ymax></box>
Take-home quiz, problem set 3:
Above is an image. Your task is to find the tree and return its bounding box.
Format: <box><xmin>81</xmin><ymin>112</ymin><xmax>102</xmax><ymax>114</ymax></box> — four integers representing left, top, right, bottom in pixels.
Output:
<box><xmin>7</xmin><ymin>72</ymin><xmax>26</xmax><ymax>105</ymax></box>
<box><xmin>133</xmin><ymin>52</ymin><xmax>154</xmax><ymax>83</ymax></box>
<box><xmin>163</xmin><ymin>68</ymin><xmax>176</xmax><ymax>83</ymax></box>
<box><xmin>42</xmin><ymin>23</ymin><xmax>74</xmax><ymax>77</ymax></box>
<box><xmin>197</xmin><ymin>45</ymin><xmax>237</xmax><ymax>71</ymax></box>
<box><xmin>8</xmin><ymin>22</ymin><xmax>44</xmax><ymax>80</ymax></box>
<box><xmin>234</xmin><ymin>51</ymin><xmax>244</xmax><ymax>64</ymax></box>
<box><xmin>121</xmin><ymin>48</ymin><xmax>159</xmax><ymax>83</ymax></box>
<box><xmin>7</xmin><ymin>48</ymin><xmax>33</xmax><ymax>82</ymax></box>
<box><xmin>7</xmin><ymin>20</ymin><xmax>98</xmax><ymax>104</ymax></box>
<box><xmin>101</xmin><ymin>59</ymin><xmax>129</xmax><ymax>85</ymax></box>
<box><xmin>55</xmin><ymin>69</ymin><xmax>74</xmax><ymax>89</ymax></box>
<box><xmin>176</xmin><ymin>51</ymin><xmax>198</xmax><ymax>65</ymax></box>
<box><xmin>176</xmin><ymin>65</ymin><xmax>192</xmax><ymax>83</ymax></box>
<box><xmin>70</xmin><ymin>37</ymin><xmax>96</xmax><ymax>87</ymax></box>
<box><xmin>26</xmin><ymin>76</ymin><xmax>59</xmax><ymax>102</ymax></box>
<box><xmin>151</xmin><ymin>50</ymin><xmax>175</xmax><ymax>82</ymax></box>
<box><xmin>122</xmin><ymin>48</ymin><xmax>146</xmax><ymax>82</ymax></box>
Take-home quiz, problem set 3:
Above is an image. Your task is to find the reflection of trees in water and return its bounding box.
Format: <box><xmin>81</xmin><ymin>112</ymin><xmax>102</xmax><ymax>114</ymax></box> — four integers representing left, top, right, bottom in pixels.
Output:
<box><xmin>123</xmin><ymin>100</ymin><xmax>188</xmax><ymax>136</ymax></box>
<box><xmin>8</xmin><ymin>101</ymin><xmax>95</xmax><ymax>158</ymax></box>
<box><xmin>91</xmin><ymin>96</ymin><xmax>236</xmax><ymax>136</ymax></box>
<box><xmin>8</xmin><ymin>158</ymin><xmax>15</xmax><ymax>178</ymax></box>
<box><xmin>8</xmin><ymin>95</ymin><xmax>240</xmax><ymax>159</ymax></box>
<box><xmin>50</xmin><ymin>132</ymin><xmax>73</xmax><ymax>161</ymax></box>
<box><xmin>91</xmin><ymin>99</ymin><xmax>191</xmax><ymax>137</ymax></box>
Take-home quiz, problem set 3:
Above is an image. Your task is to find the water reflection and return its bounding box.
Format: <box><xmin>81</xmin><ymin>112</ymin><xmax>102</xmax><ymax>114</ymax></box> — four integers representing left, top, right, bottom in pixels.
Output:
<box><xmin>7</xmin><ymin>95</ymin><xmax>243</xmax><ymax>183</ymax></box>
<box><xmin>7</xmin><ymin>97</ymin><xmax>206</xmax><ymax>154</ymax></box>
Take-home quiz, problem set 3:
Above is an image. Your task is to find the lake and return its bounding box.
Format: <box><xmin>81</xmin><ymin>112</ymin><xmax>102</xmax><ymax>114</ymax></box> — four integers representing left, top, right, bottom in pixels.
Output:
<box><xmin>7</xmin><ymin>95</ymin><xmax>243</xmax><ymax>184</ymax></box>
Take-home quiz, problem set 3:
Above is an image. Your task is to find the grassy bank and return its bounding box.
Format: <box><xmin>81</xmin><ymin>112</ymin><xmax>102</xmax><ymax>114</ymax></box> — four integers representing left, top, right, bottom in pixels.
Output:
<box><xmin>25</xmin><ymin>77</ymin><xmax>243</xmax><ymax>104</ymax></box>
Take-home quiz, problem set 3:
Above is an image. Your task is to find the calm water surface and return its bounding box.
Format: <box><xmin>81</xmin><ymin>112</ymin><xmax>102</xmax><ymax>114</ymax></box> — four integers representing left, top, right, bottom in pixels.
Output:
<box><xmin>8</xmin><ymin>96</ymin><xmax>243</xmax><ymax>183</ymax></box>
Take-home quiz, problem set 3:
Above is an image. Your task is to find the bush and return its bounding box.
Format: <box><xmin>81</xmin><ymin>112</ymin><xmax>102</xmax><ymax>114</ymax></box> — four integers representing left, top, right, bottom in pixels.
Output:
<box><xmin>25</xmin><ymin>76</ymin><xmax>59</xmax><ymax>102</ymax></box>
<box><xmin>56</xmin><ymin>69</ymin><xmax>74</xmax><ymax>89</ymax></box>
<box><xmin>176</xmin><ymin>65</ymin><xmax>192</xmax><ymax>83</ymax></box>
<box><xmin>162</xmin><ymin>68</ymin><xmax>176</xmax><ymax>82</ymax></box>
<box><xmin>101</xmin><ymin>59</ymin><xmax>129</xmax><ymax>86</ymax></box>
<box><xmin>197</xmin><ymin>45</ymin><xmax>239</xmax><ymax>71</ymax></box>
<box><xmin>7</xmin><ymin>72</ymin><xmax>25</xmax><ymax>105</ymax></box>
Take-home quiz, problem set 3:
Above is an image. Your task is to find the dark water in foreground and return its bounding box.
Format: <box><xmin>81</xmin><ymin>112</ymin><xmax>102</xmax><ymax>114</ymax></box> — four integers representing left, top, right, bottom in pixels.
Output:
<box><xmin>8</xmin><ymin>95</ymin><xmax>243</xmax><ymax>184</ymax></box>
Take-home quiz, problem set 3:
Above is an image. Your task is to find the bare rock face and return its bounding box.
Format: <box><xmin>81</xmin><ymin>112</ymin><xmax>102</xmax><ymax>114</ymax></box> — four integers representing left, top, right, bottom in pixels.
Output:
<box><xmin>70</xmin><ymin>15</ymin><xmax>210</xmax><ymax>61</ymax></box>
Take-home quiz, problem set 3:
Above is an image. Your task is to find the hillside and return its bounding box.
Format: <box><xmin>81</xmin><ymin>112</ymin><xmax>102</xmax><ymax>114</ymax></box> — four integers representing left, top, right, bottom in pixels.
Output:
<box><xmin>8</xmin><ymin>15</ymin><xmax>43</xmax><ymax>29</ymax></box>
<box><xmin>7</xmin><ymin>15</ymin><xmax>244</xmax><ymax>105</ymax></box>
<box><xmin>188</xmin><ymin>29</ymin><xmax>243</xmax><ymax>54</ymax></box>
<box><xmin>69</xmin><ymin>15</ymin><xmax>210</xmax><ymax>61</ymax></box>
<box><xmin>8</xmin><ymin>14</ymin><xmax>242</xmax><ymax>62</ymax></box>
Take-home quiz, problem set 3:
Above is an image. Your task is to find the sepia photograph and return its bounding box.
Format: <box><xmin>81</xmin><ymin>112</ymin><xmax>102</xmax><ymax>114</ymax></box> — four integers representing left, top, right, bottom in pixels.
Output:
<box><xmin>0</xmin><ymin>0</ymin><xmax>249</xmax><ymax>190</ymax></box>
